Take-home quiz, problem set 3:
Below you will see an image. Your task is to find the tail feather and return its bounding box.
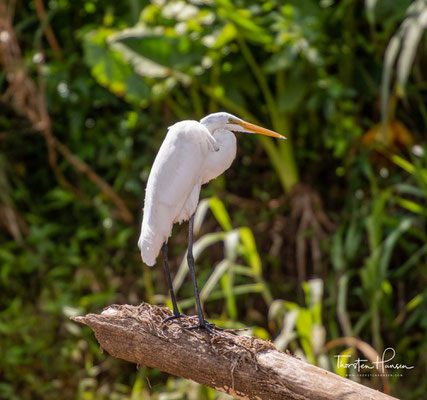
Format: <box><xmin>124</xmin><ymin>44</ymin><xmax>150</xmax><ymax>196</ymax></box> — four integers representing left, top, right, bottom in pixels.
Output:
<box><xmin>138</xmin><ymin>202</ymin><xmax>174</xmax><ymax>266</ymax></box>
<box><xmin>138</xmin><ymin>238</ymin><xmax>158</xmax><ymax>267</ymax></box>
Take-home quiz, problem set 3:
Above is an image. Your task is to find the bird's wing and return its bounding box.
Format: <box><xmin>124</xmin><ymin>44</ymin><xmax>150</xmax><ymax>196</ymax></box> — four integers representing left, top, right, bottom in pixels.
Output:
<box><xmin>149</xmin><ymin>122</ymin><xmax>212</xmax><ymax>209</ymax></box>
<box><xmin>139</xmin><ymin>121</ymin><xmax>215</xmax><ymax>265</ymax></box>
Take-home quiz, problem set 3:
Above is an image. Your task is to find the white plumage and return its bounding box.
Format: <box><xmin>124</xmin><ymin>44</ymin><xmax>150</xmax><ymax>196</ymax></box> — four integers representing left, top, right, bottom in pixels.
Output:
<box><xmin>138</xmin><ymin>112</ymin><xmax>285</xmax><ymax>266</ymax></box>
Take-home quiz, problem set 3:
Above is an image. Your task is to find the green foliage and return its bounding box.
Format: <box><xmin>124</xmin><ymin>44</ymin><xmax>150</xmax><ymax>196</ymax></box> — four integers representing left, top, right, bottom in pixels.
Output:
<box><xmin>1</xmin><ymin>0</ymin><xmax>426</xmax><ymax>399</ymax></box>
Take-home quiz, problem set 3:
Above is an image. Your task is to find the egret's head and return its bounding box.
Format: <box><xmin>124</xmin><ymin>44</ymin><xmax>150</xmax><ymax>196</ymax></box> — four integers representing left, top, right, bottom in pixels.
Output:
<box><xmin>200</xmin><ymin>112</ymin><xmax>286</xmax><ymax>139</ymax></box>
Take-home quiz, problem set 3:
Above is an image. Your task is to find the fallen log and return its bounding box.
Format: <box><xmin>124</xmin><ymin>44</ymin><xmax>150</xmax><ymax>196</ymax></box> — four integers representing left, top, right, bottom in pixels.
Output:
<box><xmin>71</xmin><ymin>303</ymin><xmax>398</xmax><ymax>400</ymax></box>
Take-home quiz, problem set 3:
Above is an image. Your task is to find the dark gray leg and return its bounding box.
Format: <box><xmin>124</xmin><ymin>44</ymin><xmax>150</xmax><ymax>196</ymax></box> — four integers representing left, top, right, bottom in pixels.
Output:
<box><xmin>185</xmin><ymin>213</ymin><xmax>220</xmax><ymax>335</ymax></box>
<box><xmin>161</xmin><ymin>242</ymin><xmax>187</xmax><ymax>323</ymax></box>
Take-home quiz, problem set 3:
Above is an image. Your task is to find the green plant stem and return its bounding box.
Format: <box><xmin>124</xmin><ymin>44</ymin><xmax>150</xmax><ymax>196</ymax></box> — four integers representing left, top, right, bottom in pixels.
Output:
<box><xmin>237</xmin><ymin>34</ymin><xmax>279</xmax><ymax>124</ymax></box>
<box><xmin>178</xmin><ymin>283</ymin><xmax>265</xmax><ymax>309</ymax></box>
<box><xmin>259</xmin><ymin>136</ymin><xmax>297</xmax><ymax>192</ymax></box>
<box><xmin>337</xmin><ymin>273</ymin><xmax>353</xmax><ymax>337</ymax></box>
<box><xmin>371</xmin><ymin>291</ymin><xmax>383</xmax><ymax>352</ymax></box>
<box><xmin>236</xmin><ymin>34</ymin><xmax>299</xmax><ymax>192</ymax></box>
<box><xmin>164</xmin><ymin>95</ymin><xmax>187</xmax><ymax>120</ymax></box>
<box><xmin>200</xmin><ymin>84</ymin><xmax>256</xmax><ymax>121</ymax></box>
<box><xmin>201</xmin><ymin>84</ymin><xmax>299</xmax><ymax>192</ymax></box>
<box><xmin>190</xmin><ymin>86</ymin><xmax>204</xmax><ymax>119</ymax></box>
<box><xmin>209</xmin><ymin>62</ymin><xmax>220</xmax><ymax>113</ymax></box>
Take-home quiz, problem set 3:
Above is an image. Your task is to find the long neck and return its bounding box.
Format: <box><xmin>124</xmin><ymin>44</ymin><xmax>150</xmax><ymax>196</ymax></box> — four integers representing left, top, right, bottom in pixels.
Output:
<box><xmin>201</xmin><ymin>129</ymin><xmax>237</xmax><ymax>185</ymax></box>
<box><xmin>200</xmin><ymin>121</ymin><xmax>225</xmax><ymax>135</ymax></box>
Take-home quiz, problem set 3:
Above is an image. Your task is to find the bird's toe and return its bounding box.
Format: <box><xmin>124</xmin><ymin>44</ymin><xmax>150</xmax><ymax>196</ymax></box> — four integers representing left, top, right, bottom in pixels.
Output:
<box><xmin>162</xmin><ymin>313</ymin><xmax>188</xmax><ymax>325</ymax></box>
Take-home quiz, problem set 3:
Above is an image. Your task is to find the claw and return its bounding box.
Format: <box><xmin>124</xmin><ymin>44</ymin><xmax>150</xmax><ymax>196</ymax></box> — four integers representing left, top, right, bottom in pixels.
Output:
<box><xmin>184</xmin><ymin>319</ymin><xmax>227</xmax><ymax>336</ymax></box>
<box><xmin>162</xmin><ymin>313</ymin><xmax>188</xmax><ymax>325</ymax></box>
<box><xmin>163</xmin><ymin>314</ymin><xmax>236</xmax><ymax>337</ymax></box>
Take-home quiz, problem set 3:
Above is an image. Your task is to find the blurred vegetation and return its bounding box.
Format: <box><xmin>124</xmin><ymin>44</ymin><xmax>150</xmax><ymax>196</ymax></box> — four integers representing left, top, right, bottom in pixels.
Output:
<box><xmin>0</xmin><ymin>0</ymin><xmax>426</xmax><ymax>399</ymax></box>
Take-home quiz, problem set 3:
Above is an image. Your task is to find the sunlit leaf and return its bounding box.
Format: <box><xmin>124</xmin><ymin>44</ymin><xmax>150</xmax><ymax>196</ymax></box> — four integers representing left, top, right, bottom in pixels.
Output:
<box><xmin>173</xmin><ymin>232</ymin><xmax>225</xmax><ymax>292</ymax></box>
<box><xmin>397</xmin><ymin>8</ymin><xmax>427</xmax><ymax>96</ymax></box>
<box><xmin>209</xmin><ymin>197</ymin><xmax>232</xmax><ymax>231</ymax></box>
<box><xmin>204</xmin><ymin>23</ymin><xmax>237</xmax><ymax>49</ymax></box>
<box><xmin>365</xmin><ymin>0</ymin><xmax>378</xmax><ymax>25</ymax></box>
<box><xmin>381</xmin><ymin>30</ymin><xmax>403</xmax><ymax>123</ymax></box>
<box><xmin>296</xmin><ymin>309</ymin><xmax>314</xmax><ymax>363</ymax></box>
<box><xmin>83</xmin><ymin>28</ymin><xmax>151</xmax><ymax>106</ymax></box>
<box><xmin>394</xmin><ymin>197</ymin><xmax>427</xmax><ymax>216</ymax></box>
<box><xmin>224</xmin><ymin>229</ymin><xmax>240</xmax><ymax>261</ymax></box>
<box><xmin>216</xmin><ymin>0</ymin><xmax>272</xmax><ymax>44</ymax></box>
<box><xmin>200</xmin><ymin>260</ymin><xmax>230</xmax><ymax>303</ymax></box>
<box><xmin>220</xmin><ymin>268</ymin><xmax>237</xmax><ymax>319</ymax></box>
<box><xmin>273</xmin><ymin>309</ymin><xmax>299</xmax><ymax>351</ymax></box>
<box><xmin>239</xmin><ymin>227</ymin><xmax>262</xmax><ymax>277</ymax></box>
<box><xmin>334</xmin><ymin>347</ymin><xmax>354</xmax><ymax>377</ymax></box>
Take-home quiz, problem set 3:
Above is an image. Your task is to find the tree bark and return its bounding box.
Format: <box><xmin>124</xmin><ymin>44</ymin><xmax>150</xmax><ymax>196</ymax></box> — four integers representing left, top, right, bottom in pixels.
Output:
<box><xmin>71</xmin><ymin>303</ymin><xmax>398</xmax><ymax>400</ymax></box>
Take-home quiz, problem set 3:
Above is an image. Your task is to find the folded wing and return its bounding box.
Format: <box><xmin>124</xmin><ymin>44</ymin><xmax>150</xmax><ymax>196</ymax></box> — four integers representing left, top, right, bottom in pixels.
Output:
<box><xmin>139</xmin><ymin>121</ymin><xmax>215</xmax><ymax>266</ymax></box>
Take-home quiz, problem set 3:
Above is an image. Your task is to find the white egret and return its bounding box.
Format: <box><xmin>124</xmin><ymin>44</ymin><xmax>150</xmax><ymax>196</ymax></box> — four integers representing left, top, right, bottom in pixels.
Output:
<box><xmin>138</xmin><ymin>112</ymin><xmax>285</xmax><ymax>333</ymax></box>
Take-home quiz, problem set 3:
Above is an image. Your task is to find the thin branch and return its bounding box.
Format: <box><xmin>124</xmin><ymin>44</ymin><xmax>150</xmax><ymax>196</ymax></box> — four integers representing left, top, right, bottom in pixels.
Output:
<box><xmin>53</xmin><ymin>138</ymin><xmax>134</xmax><ymax>223</ymax></box>
<box><xmin>0</xmin><ymin>3</ymin><xmax>134</xmax><ymax>224</ymax></box>
<box><xmin>34</xmin><ymin>0</ymin><xmax>62</xmax><ymax>58</ymax></box>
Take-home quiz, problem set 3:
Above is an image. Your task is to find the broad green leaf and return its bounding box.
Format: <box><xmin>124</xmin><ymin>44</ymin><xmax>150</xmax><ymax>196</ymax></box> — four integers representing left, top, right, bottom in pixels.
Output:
<box><xmin>296</xmin><ymin>309</ymin><xmax>314</xmax><ymax>363</ymax></box>
<box><xmin>83</xmin><ymin>28</ymin><xmax>151</xmax><ymax>106</ymax></box>
<box><xmin>216</xmin><ymin>0</ymin><xmax>272</xmax><ymax>44</ymax></box>
<box><xmin>210</xmin><ymin>23</ymin><xmax>237</xmax><ymax>49</ymax></box>
<box><xmin>116</xmin><ymin>35</ymin><xmax>205</xmax><ymax>74</ymax></box>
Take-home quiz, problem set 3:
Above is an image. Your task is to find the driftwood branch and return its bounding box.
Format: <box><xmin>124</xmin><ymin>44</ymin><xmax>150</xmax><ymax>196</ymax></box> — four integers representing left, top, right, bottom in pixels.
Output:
<box><xmin>72</xmin><ymin>303</ymin><xmax>398</xmax><ymax>400</ymax></box>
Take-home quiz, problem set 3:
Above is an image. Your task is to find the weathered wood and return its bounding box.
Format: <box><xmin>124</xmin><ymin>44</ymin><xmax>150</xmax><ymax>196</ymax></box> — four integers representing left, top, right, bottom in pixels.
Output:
<box><xmin>71</xmin><ymin>303</ymin><xmax>398</xmax><ymax>400</ymax></box>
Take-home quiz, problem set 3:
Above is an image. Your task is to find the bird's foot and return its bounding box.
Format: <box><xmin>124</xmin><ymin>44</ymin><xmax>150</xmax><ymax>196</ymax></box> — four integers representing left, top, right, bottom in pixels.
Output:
<box><xmin>184</xmin><ymin>319</ymin><xmax>226</xmax><ymax>336</ymax></box>
<box><xmin>162</xmin><ymin>313</ymin><xmax>188</xmax><ymax>325</ymax></box>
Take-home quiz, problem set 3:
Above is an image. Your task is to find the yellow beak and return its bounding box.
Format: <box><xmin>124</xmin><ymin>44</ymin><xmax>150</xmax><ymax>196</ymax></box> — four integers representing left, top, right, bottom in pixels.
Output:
<box><xmin>235</xmin><ymin>120</ymin><xmax>286</xmax><ymax>140</ymax></box>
